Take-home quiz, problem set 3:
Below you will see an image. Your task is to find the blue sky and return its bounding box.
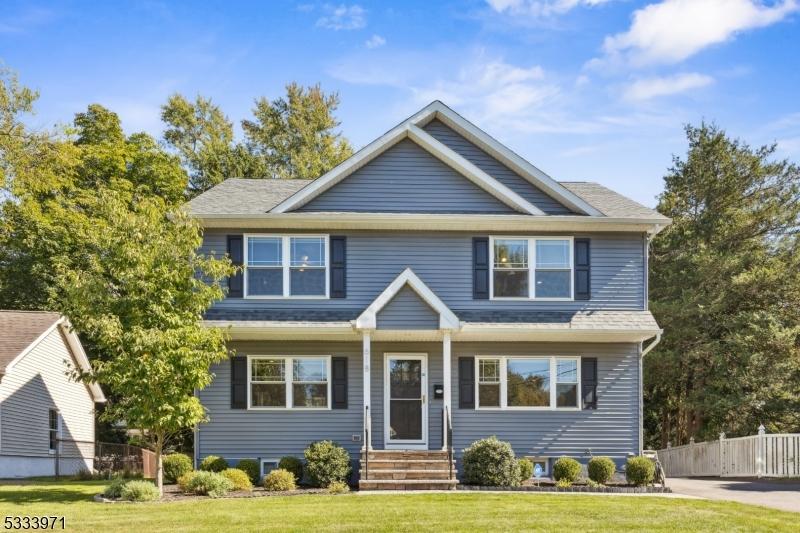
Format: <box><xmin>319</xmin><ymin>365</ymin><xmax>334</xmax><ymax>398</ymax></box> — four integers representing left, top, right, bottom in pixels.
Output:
<box><xmin>2</xmin><ymin>0</ymin><xmax>799</xmax><ymax>206</ymax></box>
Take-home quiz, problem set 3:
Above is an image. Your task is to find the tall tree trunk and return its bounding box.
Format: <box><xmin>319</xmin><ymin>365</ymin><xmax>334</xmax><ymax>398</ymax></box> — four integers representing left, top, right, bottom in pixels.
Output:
<box><xmin>154</xmin><ymin>431</ymin><xmax>165</xmax><ymax>496</ymax></box>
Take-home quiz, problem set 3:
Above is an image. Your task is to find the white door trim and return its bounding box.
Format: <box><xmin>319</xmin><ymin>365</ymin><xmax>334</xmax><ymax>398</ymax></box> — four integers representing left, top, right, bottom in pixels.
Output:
<box><xmin>383</xmin><ymin>353</ymin><xmax>428</xmax><ymax>450</ymax></box>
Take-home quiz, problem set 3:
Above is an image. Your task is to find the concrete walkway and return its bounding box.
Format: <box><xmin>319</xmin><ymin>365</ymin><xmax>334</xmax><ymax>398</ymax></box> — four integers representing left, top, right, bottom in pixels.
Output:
<box><xmin>667</xmin><ymin>477</ymin><xmax>800</xmax><ymax>513</ymax></box>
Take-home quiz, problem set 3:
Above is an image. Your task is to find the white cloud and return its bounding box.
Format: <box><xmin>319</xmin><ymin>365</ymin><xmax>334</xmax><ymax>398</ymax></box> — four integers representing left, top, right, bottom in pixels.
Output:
<box><xmin>316</xmin><ymin>4</ymin><xmax>366</xmax><ymax>30</ymax></box>
<box><xmin>486</xmin><ymin>0</ymin><xmax>614</xmax><ymax>17</ymax></box>
<box><xmin>623</xmin><ymin>73</ymin><xmax>715</xmax><ymax>101</ymax></box>
<box><xmin>601</xmin><ymin>0</ymin><xmax>799</xmax><ymax>66</ymax></box>
<box><xmin>365</xmin><ymin>34</ymin><xmax>386</xmax><ymax>49</ymax></box>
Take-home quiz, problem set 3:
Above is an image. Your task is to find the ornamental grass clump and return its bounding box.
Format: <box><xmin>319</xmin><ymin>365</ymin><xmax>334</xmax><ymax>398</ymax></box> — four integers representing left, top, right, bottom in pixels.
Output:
<box><xmin>588</xmin><ymin>456</ymin><xmax>616</xmax><ymax>485</ymax></box>
<box><xmin>552</xmin><ymin>457</ymin><xmax>581</xmax><ymax>486</ymax></box>
<box><xmin>263</xmin><ymin>468</ymin><xmax>297</xmax><ymax>491</ymax></box>
<box><xmin>304</xmin><ymin>441</ymin><xmax>351</xmax><ymax>487</ymax></box>
<box><xmin>103</xmin><ymin>477</ymin><xmax>127</xmax><ymax>499</ymax></box>
<box><xmin>178</xmin><ymin>470</ymin><xmax>233</xmax><ymax>498</ymax></box>
<box><xmin>625</xmin><ymin>456</ymin><xmax>655</xmax><ymax>486</ymax></box>
<box><xmin>462</xmin><ymin>436</ymin><xmax>520</xmax><ymax>487</ymax></box>
<box><xmin>221</xmin><ymin>468</ymin><xmax>253</xmax><ymax>491</ymax></box>
<box><xmin>163</xmin><ymin>453</ymin><xmax>193</xmax><ymax>483</ymax></box>
<box><xmin>119</xmin><ymin>480</ymin><xmax>160</xmax><ymax>502</ymax></box>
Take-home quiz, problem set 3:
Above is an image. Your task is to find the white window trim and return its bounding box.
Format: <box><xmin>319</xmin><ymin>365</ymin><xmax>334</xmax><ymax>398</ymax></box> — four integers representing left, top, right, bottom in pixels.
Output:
<box><xmin>475</xmin><ymin>356</ymin><xmax>581</xmax><ymax>411</ymax></box>
<box><xmin>489</xmin><ymin>236</ymin><xmax>574</xmax><ymax>301</ymax></box>
<box><xmin>247</xmin><ymin>355</ymin><xmax>332</xmax><ymax>411</ymax></box>
<box><xmin>260</xmin><ymin>458</ymin><xmax>280</xmax><ymax>478</ymax></box>
<box><xmin>243</xmin><ymin>234</ymin><xmax>330</xmax><ymax>299</ymax></box>
<box><xmin>525</xmin><ymin>456</ymin><xmax>551</xmax><ymax>477</ymax></box>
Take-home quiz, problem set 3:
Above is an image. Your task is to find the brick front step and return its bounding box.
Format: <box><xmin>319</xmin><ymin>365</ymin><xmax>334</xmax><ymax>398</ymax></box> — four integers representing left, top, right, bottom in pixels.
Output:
<box><xmin>362</xmin><ymin>459</ymin><xmax>456</xmax><ymax>470</ymax></box>
<box><xmin>359</xmin><ymin>469</ymin><xmax>453</xmax><ymax>480</ymax></box>
<box><xmin>359</xmin><ymin>479</ymin><xmax>459</xmax><ymax>491</ymax></box>
<box><xmin>361</xmin><ymin>450</ymin><xmax>450</xmax><ymax>461</ymax></box>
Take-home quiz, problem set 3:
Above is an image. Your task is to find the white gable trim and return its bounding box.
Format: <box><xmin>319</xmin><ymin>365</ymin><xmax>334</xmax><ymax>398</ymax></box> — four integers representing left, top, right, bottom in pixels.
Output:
<box><xmin>272</xmin><ymin>100</ymin><xmax>602</xmax><ymax>216</ymax></box>
<box><xmin>355</xmin><ymin>268</ymin><xmax>460</xmax><ymax>330</ymax></box>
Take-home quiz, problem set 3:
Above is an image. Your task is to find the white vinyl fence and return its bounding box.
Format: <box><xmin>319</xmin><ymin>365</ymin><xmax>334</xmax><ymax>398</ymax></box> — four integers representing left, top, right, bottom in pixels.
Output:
<box><xmin>657</xmin><ymin>426</ymin><xmax>800</xmax><ymax>478</ymax></box>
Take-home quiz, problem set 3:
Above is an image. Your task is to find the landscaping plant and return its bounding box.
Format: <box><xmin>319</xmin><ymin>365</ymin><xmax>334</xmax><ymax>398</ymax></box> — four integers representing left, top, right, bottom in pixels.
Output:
<box><xmin>278</xmin><ymin>456</ymin><xmax>304</xmax><ymax>483</ymax></box>
<box><xmin>163</xmin><ymin>453</ymin><xmax>193</xmax><ymax>483</ymax></box>
<box><xmin>200</xmin><ymin>455</ymin><xmax>229</xmax><ymax>472</ymax></box>
<box><xmin>119</xmin><ymin>480</ymin><xmax>160</xmax><ymax>502</ymax></box>
<box><xmin>235</xmin><ymin>459</ymin><xmax>261</xmax><ymax>484</ymax></box>
<box><xmin>304</xmin><ymin>441</ymin><xmax>351</xmax><ymax>487</ymax></box>
<box><xmin>327</xmin><ymin>481</ymin><xmax>350</xmax><ymax>494</ymax></box>
<box><xmin>221</xmin><ymin>468</ymin><xmax>253</xmax><ymax>491</ymax></box>
<box><xmin>178</xmin><ymin>471</ymin><xmax>233</xmax><ymax>498</ymax></box>
<box><xmin>103</xmin><ymin>477</ymin><xmax>127</xmax><ymax>499</ymax></box>
<box><xmin>263</xmin><ymin>469</ymin><xmax>297</xmax><ymax>491</ymax></box>
<box><xmin>462</xmin><ymin>436</ymin><xmax>520</xmax><ymax>487</ymax></box>
<box><xmin>587</xmin><ymin>456</ymin><xmax>616</xmax><ymax>484</ymax></box>
<box><xmin>552</xmin><ymin>457</ymin><xmax>581</xmax><ymax>484</ymax></box>
<box><xmin>625</xmin><ymin>456</ymin><xmax>655</xmax><ymax>486</ymax></box>
<box><xmin>516</xmin><ymin>458</ymin><xmax>534</xmax><ymax>483</ymax></box>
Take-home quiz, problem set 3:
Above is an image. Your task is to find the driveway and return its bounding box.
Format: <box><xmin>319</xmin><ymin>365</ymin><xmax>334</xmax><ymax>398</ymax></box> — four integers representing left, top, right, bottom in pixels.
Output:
<box><xmin>668</xmin><ymin>477</ymin><xmax>800</xmax><ymax>513</ymax></box>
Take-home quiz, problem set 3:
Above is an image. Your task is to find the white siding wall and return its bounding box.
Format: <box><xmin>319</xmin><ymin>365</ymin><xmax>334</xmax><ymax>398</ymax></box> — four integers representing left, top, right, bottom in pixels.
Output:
<box><xmin>0</xmin><ymin>328</ymin><xmax>95</xmax><ymax>477</ymax></box>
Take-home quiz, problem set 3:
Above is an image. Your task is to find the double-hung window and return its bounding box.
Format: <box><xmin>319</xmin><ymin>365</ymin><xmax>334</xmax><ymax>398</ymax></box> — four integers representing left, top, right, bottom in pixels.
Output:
<box><xmin>48</xmin><ymin>409</ymin><xmax>60</xmax><ymax>454</ymax></box>
<box><xmin>244</xmin><ymin>235</ymin><xmax>328</xmax><ymax>298</ymax></box>
<box><xmin>249</xmin><ymin>356</ymin><xmax>331</xmax><ymax>409</ymax></box>
<box><xmin>491</xmin><ymin>237</ymin><xmax>573</xmax><ymax>299</ymax></box>
<box><xmin>475</xmin><ymin>356</ymin><xmax>581</xmax><ymax>410</ymax></box>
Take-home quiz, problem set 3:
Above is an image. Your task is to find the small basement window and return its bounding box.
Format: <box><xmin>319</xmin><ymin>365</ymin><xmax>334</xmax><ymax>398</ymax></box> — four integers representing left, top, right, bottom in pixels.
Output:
<box><xmin>260</xmin><ymin>459</ymin><xmax>279</xmax><ymax>478</ymax></box>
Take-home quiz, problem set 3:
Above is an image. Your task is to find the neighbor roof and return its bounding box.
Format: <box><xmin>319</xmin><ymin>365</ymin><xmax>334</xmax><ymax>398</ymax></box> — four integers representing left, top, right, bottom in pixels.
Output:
<box><xmin>187</xmin><ymin>177</ymin><xmax>665</xmax><ymax>220</ymax></box>
<box><xmin>0</xmin><ymin>310</ymin><xmax>62</xmax><ymax>372</ymax></box>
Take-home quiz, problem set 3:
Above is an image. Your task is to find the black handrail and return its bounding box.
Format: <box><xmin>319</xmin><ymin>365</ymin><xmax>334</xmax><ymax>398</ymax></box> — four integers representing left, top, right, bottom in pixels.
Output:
<box><xmin>363</xmin><ymin>405</ymin><xmax>370</xmax><ymax>480</ymax></box>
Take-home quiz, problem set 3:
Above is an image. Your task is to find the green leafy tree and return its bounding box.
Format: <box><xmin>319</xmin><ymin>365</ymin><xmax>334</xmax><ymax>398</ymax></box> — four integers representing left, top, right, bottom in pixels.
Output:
<box><xmin>161</xmin><ymin>94</ymin><xmax>264</xmax><ymax>194</ymax></box>
<box><xmin>645</xmin><ymin>123</ymin><xmax>800</xmax><ymax>448</ymax></box>
<box><xmin>242</xmin><ymin>82</ymin><xmax>352</xmax><ymax>180</ymax></box>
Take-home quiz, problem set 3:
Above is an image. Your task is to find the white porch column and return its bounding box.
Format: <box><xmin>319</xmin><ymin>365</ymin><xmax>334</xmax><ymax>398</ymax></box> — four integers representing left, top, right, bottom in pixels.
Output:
<box><xmin>362</xmin><ymin>330</ymin><xmax>372</xmax><ymax>450</ymax></box>
<box><xmin>442</xmin><ymin>331</ymin><xmax>452</xmax><ymax>450</ymax></box>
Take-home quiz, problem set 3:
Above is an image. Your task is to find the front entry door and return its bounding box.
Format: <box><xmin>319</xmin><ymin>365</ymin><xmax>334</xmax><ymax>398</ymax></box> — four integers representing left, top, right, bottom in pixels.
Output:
<box><xmin>384</xmin><ymin>353</ymin><xmax>427</xmax><ymax>449</ymax></box>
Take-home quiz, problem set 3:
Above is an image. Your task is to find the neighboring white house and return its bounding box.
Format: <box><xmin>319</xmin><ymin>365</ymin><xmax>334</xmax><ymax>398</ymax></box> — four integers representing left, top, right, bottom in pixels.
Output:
<box><xmin>0</xmin><ymin>311</ymin><xmax>105</xmax><ymax>478</ymax></box>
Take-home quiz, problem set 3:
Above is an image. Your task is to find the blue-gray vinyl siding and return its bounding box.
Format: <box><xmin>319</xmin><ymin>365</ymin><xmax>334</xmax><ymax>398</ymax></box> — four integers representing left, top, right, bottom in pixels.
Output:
<box><xmin>376</xmin><ymin>285</ymin><xmax>439</xmax><ymax>330</ymax></box>
<box><xmin>298</xmin><ymin>139</ymin><xmax>518</xmax><ymax>214</ymax></box>
<box><xmin>197</xmin><ymin>341</ymin><xmax>639</xmax><ymax>471</ymax></box>
<box><xmin>202</xmin><ymin>231</ymin><xmax>646</xmax><ymax>313</ymax></box>
<box><xmin>423</xmin><ymin>119</ymin><xmax>575</xmax><ymax>215</ymax></box>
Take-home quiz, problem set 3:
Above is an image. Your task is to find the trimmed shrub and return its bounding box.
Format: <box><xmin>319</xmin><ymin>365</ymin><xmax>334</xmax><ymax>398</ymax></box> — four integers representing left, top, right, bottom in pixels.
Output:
<box><xmin>120</xmin><ymin>480</ymin><xmax>160</xmax><ymax>502</ymax></box>
<box><xmin>199</xmin><ymin>455</ymin><xmax>228</xmax><ymax>472</ymax></box>
<box><xmin>626</xmin><ymin>456</ymin><xmax>655</xmax><ymax>486</ymax></box>
<box><xmin>222</xmin><ymin>468</ymin><xmax>253</xmax><ymax>491</ymax></box>
<box><xmin>278</xmin><ymin>456</ymin><xmax>304</xmax><ymax>483</ymax></box>
<box><xmin>264</xmin><ymin>468</ymin><xmax>297</xmax><ymax>491</ymax></box>
<box><xmin>555</xmin><ymin>479</ymin><xmax>573</xmax><ymax>489</ymax></box>
<box><xmin>462</xmin><ymin>436</ymin><xmax>520</xmax><ymax>487</ymax></box>
<box><xmin>327</xmin><ymin>480</ymin><xmax>350</xmax><ymax>494</ymax></box>
<box><xmin>163</xmin><ymin>453</ymin><xmax>193</xmax><ymax>483</ymax></box>
<box><xmin>552</xmin><ymin>457</ymin><xmax>581</xmax><ymax>483</ymax></box>
<box><xmin>517</xmin><ymin>458</ymin><xmax>534</xmax><ymax>482</ymax></box>
<box><xmin>588</xmin><ymin>456</ymin><xmax>616</xmax><ymax>484</ymax></box>
<box><xmin>304</xmin><ymin>441</ymin><xmax>351</xmax><ymax>488</ymax></box>
<box><xmin>236</xmin><ymin>459</ymin><xmax>261</xmax><ymax>484</ymax></box>
<box><xmin>179</xmin><ymin>470</ymin><xmax>233</xmax><ymax>498</ymax></box>
<box><xmin>103</xmin><ymin>477</ymin><xmax>127</xmax><ymax>499</ymax></box>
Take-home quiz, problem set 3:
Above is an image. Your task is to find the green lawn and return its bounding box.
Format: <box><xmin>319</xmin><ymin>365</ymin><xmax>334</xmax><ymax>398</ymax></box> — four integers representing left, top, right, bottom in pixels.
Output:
<box><xmin>0</xmin><ymin>480</ymin><xmax>796</xmax><ymax>532</ymax></box>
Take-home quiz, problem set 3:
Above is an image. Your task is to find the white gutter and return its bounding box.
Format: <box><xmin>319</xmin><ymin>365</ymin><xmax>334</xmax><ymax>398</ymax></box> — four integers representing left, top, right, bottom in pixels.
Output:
<box><xmin>641</xmin><ymin>332</ymin><xmax>662</xmax><ymax>357</ymax></box>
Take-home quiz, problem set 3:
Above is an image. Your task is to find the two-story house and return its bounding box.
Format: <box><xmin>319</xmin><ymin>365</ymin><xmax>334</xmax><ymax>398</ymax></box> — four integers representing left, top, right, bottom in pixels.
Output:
<box><xmin>188</xmin><ymin>101</ymin><xmax>670</xmax><ymax>489</ymax></box>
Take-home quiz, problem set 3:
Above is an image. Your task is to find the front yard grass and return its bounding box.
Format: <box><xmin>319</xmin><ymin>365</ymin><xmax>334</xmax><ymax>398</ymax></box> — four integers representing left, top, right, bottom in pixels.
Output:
<box><xmin>0</xmin><ymin>480</ymin><xmax>796</xmax><ymax>532</ymax></box>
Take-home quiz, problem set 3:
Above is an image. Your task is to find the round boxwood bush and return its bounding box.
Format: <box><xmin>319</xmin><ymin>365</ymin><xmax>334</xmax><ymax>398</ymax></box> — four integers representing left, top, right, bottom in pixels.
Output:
<box><xmin>462</xmin><ymin>436</ymin><xmax>520</xmax><ymax>487</ymax></box>
<box><xmin>517</xmin><ymin>458</ymin><xmax>534</xmax><ymax>482</ymax></box>
<box><xmin>625</xmin><ymin>456</ymin><xmax>655</xmax><ymax>486</ymax></box>
<box><xmin>178</xmin><ymin>470</ymin><xmax>233</xmax><ymax>498</ymax></box>
<box><xmin>120</xmin><ymin>480</ymin><xmax>160</xmax><ymax>502</ymax></box>
<box><xmin>264</xmin><ymin>468</ymin><xmax>297</xmax><ymax>491</ymax></box>
<box><xmin>327</xmin><ymin>480</ymin><xmax>350</xmax><ymax>494</ymax></box>
<box><xmin>199</xmin><ymin>455</ymin><xmax>228</xmax><ymax>472</ymax></box>
<box><xmin>236</xmin><ymin>459</ymin><xmax>260</xmax><ymax>484</ymax></box>
<box><xmin>221</xmin><ymin>468</ymin><xmax>253</xmax><ymax>491</ymax></box>
<box><xmin>103</xmin><ymin>477</ymin><xmax>127</xmax><ymax>499</ymax></box>
<box><xmin>163</xmin><ymin>453</ymin><xmax>193</xmax><ymax>483</ymax></box>
<box><xmin>304</xmin><ymin>441</ymin><xmax>351</xmax><ymax>487</ymax></box>
<box><xmin>588</xmin><ymin>456</ymin><xmax>616</xmax><ymax>484</ymax></box>
<box><xmin>552</xmin><ymin>457</ymin><xmax>581</xmax><ymax>483</ymax></box>
<box><xmin>278</xmin><ymin>456</ymin><xmax>304</xmax><ymax>483</ymax></box>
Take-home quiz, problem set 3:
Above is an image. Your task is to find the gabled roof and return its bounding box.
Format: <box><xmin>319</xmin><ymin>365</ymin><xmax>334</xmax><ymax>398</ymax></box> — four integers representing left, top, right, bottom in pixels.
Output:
<box><xmin>187</xmin><ymin>178</ymin><xmax>312</xmax><ymax>215</ymax></box>
<box><xmin>271</xmin><ymin>101</ymin><xmax>601</xmax><ymax>216</ymax></box>
<box><xmin>355</xmin><ymin>268</ymin><xmax>460</xmax><ymax>330</ymax></box>
<box><xmin>0</xmin><ymin>310</ymin><xmax>106</xmax><ymax>402</ymax></box>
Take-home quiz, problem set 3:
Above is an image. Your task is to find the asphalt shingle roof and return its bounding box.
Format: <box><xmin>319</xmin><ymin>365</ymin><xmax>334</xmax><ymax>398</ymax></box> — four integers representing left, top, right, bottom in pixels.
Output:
<box><xmin>560</xmin><ymin>182</ymin><xmax>668</xmax><ymax>220</ymax></box>
<box><xmin>0</xmin><ymin>310</ymin><xmax>62</xmax><ymax>372</ymax></box>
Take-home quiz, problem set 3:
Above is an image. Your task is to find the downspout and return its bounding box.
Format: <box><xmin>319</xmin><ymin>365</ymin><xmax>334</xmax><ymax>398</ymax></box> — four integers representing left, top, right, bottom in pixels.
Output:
<box><xmin>638</xmin><ymin>333</ymin><xmax>662</xmax><ymax>455</ymax></box>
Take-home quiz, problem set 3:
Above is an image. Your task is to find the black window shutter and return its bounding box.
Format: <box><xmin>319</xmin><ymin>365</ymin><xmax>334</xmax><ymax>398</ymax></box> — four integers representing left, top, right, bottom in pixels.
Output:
<box><xmin>330</xmin><ymin>236</ymin><xmax>347</xmax><ymax>299</ymax></box>
<box><xmin>581</xmin><ymin>357</ymin><xmax>598</xmax><ymax>410</ymax></box>
<box><xmin>227</xmin><ymin>235</ymin><xmax>244</xmax><ymax>298</ymax></box>
<box><xmin>459</xmin><ymin>357</ymin><xmax>475</xmax><ymax>409</ymax></box>
<box><xmin>231</xmin><ymin>356</ymin><xmax>247</xmax><ymax>409</ymax></box>
<box><xmin>574</xmin><ymin>238</ymin><xmax>591</xmax><ymax>301</ymax></box>
<box><xmin>332</xmin><ymin>357</ymin><xmax>348</xmax><ymax>409</ymax></box>
<box><xmin>473</xmin><ymin>237</ymin><xmax>489</xmax><ymax>300</ymax></box>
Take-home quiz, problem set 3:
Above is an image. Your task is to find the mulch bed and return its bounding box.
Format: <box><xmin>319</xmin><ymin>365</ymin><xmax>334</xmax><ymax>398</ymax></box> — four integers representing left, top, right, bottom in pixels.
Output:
<box><xmin>95</xmin><ymin>484</ymin><xmax>331</xmax><ymax>503</ymax></box>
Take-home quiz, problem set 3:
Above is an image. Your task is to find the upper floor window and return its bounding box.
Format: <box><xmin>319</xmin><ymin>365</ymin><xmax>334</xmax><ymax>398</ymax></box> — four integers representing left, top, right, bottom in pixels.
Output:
<box><xmin>48</xmin><ymin>409</ymin><xmax>60</xmax><ymax>453</ymax></box>
<box><xmin>491</xmin><ymin>237</ymin><xmax>573</xmax><ymax>299</ymax></box>
<box><xmin>475</xmin><ymin>356</ymin><xmax>581</xmax><ymax>410</ymax></box>
<box><xmin>244</xmin><ymin>235</ymin><xmax>328</xmax><ymax>298</ymax></box>
<box><xmin>249</xmin><ymin>356</ymin><xmax>331</xmax><ymax>409</ymax></box>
